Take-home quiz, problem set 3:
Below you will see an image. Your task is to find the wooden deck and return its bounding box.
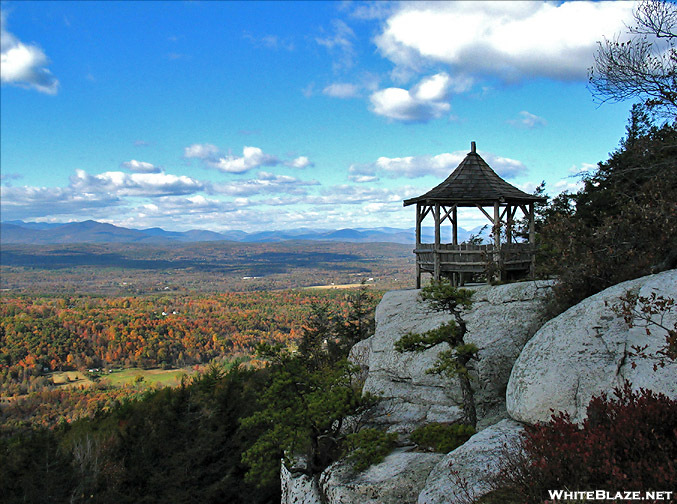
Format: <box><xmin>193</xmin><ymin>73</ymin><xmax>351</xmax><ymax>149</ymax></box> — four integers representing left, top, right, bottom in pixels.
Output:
<box><xmin>414</xmin><ymin>242</ymin><xmax>534</xmax><ymax>276</ymax></box>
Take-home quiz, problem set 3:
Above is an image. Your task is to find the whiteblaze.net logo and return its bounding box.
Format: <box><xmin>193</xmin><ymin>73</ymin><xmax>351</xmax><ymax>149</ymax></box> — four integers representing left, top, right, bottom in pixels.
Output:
<box><xmin>547</xmin><ymin>490</ymin><xmax>674</xmax><ymax>501</ymax></box>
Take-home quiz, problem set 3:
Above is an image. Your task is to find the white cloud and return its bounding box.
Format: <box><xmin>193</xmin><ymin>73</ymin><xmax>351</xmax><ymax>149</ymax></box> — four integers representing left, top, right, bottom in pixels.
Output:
<box><xmin>355</xmin><ymin>148</ymin><xmax>527</xmax><ymax>179</ymax></box>
<box><xmin>508</xmin><ymin>110</ymin><xmax>547</xmax><ymax>129</ymax></box>
<box><xmin>349</xmin><ymin>174</ymin><xmax>379</xmax><ymax>184</ymax></box>
<box><xmin>0</xmin><ymin>185</ymin><xmax>120</xmax><ymax>220</ymax></box>
<box><xmin>323</xmin><ymin>82</ymin><xmax>361</xmax><ymax>99</ymax></box>
<box><xmin>370</xmin><ymin>72</ymin><xmax>452</xmax><ymax>122</ymax></box>
<box><xmin>185</xmin><ymin>143</ymin><xmax>314</xmax><ymax>174</ymax></box>
<box><xmin>209</xmin><ymin>146</ymin><xmax>278</xmax><ymax>174</ymax></box>
<box><xmin>287</xmin><ymin>156</ymin><xmax>314</xmax><ymax>169</ymax></box>
<box><xmin>1</xmin><ymin>11</ymin><xmax>59</xmax><ymax>94</ymax></box>
<box><xmin>375</xmin><ymin>1</ymin><xmax>635</xmax><ymax>82</ymax></box>
<box><xmin>69</xmin><ymin>169</ymin><xmax>205</xmax><ymax>197</ymax></box>
<box><xmin>121</xmin><ymin>160</ymin><xmax>162</xmax><ymax>174</ymax></box>
<box><xmin>184</xmin><ymin>143</ymin><xmax>221</xmax><ymax>160</ymax></box>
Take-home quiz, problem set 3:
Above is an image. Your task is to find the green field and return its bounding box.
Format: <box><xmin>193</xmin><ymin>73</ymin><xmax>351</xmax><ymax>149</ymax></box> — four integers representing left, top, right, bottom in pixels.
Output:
<box><xmin>99</xmin><ymin>367</ymin><xmax>198</xmax><ymax>388</ymax></box>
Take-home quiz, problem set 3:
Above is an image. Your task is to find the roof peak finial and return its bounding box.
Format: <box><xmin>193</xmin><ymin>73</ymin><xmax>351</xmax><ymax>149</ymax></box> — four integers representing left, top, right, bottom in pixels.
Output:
<box><xmin>471</xmin><ymin>141</ymin><xmax>476</xmax><ymax>153</ymax></box>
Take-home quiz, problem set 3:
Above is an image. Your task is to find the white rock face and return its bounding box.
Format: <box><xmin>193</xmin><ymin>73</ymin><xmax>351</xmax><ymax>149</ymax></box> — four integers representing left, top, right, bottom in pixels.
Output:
<box><xmin>320</xmin><ymin>448</ymin><xmax>444</xmax><ymax>504</ymax></box>
<box><xmin>362</xmin><ymin>282</ymin><xmax>553</xmax><ymax>432</ymax></box>
<box><xmin>507</xmin><ymin>270</ymin><xmax>677</xmax><ymax>425</ymax></box>
<box><xmin>348</xmin><ymin>336</ymin><xmax>372</xmax><ymax>383</ymax></box>
<box><xmin>280</xmin><ymin>464</ymin><xmax>322</xmax><ymax>504</ymax></box>
<box><xmin>418</xmin><ymin>419</ymin><xmax>524</xmax><ymax>504</ymax></box>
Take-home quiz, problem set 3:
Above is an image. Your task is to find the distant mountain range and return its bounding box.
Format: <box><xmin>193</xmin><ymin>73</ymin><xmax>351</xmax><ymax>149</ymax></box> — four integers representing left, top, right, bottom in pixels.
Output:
<box><xmin>0</xmin><ymin>220</ymin><xmax>484</xmax><ymax>245</ymax></box>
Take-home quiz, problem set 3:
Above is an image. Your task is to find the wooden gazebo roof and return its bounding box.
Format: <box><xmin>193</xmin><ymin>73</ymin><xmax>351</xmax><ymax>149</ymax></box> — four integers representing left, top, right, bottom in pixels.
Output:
<box><xmin>403</xmin><ymin>142</ymin><xmax>545</xmax><ymax>207</ymax></box>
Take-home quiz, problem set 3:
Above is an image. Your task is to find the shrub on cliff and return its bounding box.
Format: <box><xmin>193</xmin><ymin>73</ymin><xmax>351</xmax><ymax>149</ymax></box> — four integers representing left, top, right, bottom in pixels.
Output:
<box><xmin>490</xmin><ymin>383</ymin><xmax>677</xmax><ymax>503</ymax></box>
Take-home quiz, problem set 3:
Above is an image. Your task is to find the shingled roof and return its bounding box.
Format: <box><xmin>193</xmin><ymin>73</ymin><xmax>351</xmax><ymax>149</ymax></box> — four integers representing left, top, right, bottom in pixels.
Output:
<box><xmin>403</xmin><ymin>142</ymin><xmax>546</xmax><ymax>207</ymax></box>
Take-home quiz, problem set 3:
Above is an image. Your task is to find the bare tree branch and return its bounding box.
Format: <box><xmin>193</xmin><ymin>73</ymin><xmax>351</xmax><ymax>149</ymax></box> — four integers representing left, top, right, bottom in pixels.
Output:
<box><xmin>589</xmin><ymin>0</ymin><xmax>677</xmax><ymax>119</ymax></box>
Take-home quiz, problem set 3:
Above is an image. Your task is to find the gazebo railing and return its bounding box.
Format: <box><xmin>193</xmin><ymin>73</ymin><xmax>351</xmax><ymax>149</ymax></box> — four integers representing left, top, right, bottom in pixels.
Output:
<box><xmin>414</xmin><ymin>242</ymin><xmax>534</xmax><ymax>274</ymax></box>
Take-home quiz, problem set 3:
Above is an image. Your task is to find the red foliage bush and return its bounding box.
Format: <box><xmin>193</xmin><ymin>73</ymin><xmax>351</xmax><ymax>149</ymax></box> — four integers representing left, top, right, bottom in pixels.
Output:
<box><xmin>495</xmin><ymin>383</ymin><xmax>677</xmax><ymax>503</ymax></box>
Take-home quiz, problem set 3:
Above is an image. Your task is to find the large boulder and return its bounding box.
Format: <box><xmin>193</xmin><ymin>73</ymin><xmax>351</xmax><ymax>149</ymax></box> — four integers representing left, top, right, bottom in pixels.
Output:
<box><xmin>362</xmin><ymin>281</ymin><xmax>553</xmax><ymax>432</ymax></box>
<box><xmin>507</xmin><ymin>270</ymin><xmax>677</xmax><ymax>425</ymax></box>
<box><xmin>320</xmin><ymin>448</ymin><xmax>444</xmax><ymax>504</ymax></box>
<box><xmin>418</xmin><ymin>419</ymin><xmax>524</xmax><ymax>504</ymax></box>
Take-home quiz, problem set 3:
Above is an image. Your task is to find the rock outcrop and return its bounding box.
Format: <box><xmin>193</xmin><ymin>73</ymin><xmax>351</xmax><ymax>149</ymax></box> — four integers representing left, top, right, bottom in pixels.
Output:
<box><xmin>283</xmin><ymin>271</ymin><xmax>677</xmax><ymax>504</ymax></box>
<box><xmin>321</xmin><ymin>449</ymin><xmax>443</xmax><ymax>504</ymax></box>
<box><xmin>507</xmin><ymin>270</ymin><xmax>677</xmax><ymax>424</ymax></box>
<box><xmin>361</xmin><ymin>281</ymin><xmax>553</xmax><ymax>432</ymax></box>
<box><xmin>280</xmin><ymin>464</ymin><xmax>322</xmax><ymax>504</ymax></box>
<box><xmin>281</xmin><ymin>449</ymin><xmax>442</xmax><ymax>504</ymax></box>
<box><xmin>418</xmin><ymin>419</ymin><xmax>524</xmax><ymax>504</ymax></box>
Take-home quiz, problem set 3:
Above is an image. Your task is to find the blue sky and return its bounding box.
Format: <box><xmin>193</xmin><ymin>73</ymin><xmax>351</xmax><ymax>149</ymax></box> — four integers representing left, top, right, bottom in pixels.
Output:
<box><xmin>1</xmin><ymin>1</ymin><xmax>638</xmax><ymax>232</ymax></box>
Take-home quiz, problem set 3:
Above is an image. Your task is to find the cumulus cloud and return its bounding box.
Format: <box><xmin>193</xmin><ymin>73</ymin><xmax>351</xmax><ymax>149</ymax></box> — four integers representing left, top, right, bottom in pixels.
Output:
<box><xmin>508</xmin><ymin>110</ymin><xmax>547</xmax><ymax>129</ymax></box>
<box><xmin>0</xmin><ymin>184</ymin><xmax>120</xmax><ymax>220</ymax></box>
<box><xmin>120</xmin><ymin>160</ymin><xmax>162</xmax><ymax>173</ymax></box>
<box><xmin>69</xmin><ymin>169</ymin><xmax>205</xmax><ymax>197</ymax></box>
<box><xmin>323</xmin><ymin>82</ymin><xmax>361</xmax><ymax>99</ymax></box>
<box><xmin>184</xmin><ymin>143</ymin><xmax>221</xmax><ymax>160</ymax></box>
<box><xmin>375</xmin><ymin>1</ymin><xmax>635</xmax><ymax>82</ymax></box>
<box><xmin>370</xmin><ymin>72</ymin><xmax>453</xmax><ymax>122</ymax></box>
<box><xmin>211</xmin><ymin>146</ymin><xmax>279</xmax><ymax>174</ymax></box>
<box><xmin>185</xmin><ymin>143</ymin><xmax>314</xmax><ymax>174</ymax></box>
<box><xmin>1</xmin><ymin>11</ymin><xmax>59</xmax><ymax>94</ymax></box>
<box><xmin>349</xmin><ymin>174</ymin><xmax>379</xmax><ymax>184</ymax></box>
<box><xmin>286</xmin><ymin>156</ymin><xmax>314</xmax><ymax>169</ymax></box>
<box><xmin>352</xmin><ymin>148</ymin><xmax>527</xmax><ymax>180</ymax></box>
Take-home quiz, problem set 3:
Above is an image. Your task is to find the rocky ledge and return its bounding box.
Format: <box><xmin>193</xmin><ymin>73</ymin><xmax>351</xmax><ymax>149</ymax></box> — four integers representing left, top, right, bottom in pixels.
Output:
<box><xmin>283</xmin><ymin>270</ymin><xmax>676</xmax><ymax>504</ymax></box>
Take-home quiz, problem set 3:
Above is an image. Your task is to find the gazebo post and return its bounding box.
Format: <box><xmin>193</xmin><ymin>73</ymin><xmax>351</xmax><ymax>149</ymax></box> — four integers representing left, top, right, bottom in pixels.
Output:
<box><xmin>452</xmin><ymin>205</ymin><xmax>458</xmax><ymax>246</ymax></box>
<box><xmin>493</xmin><ymin>202</ymin><xmax>501</xmax><ymax>249</ymax></box>
<box><xmin>416</xmin><ymin>203</ymin><xmax>422</xmax><ymax>289</ymax></box>
<box><xmin>493</xmin><ymin>201</ymin><xmax>502</xmax><ymax>282</ymax></box>
<box><xmin>505</xmin><ymin>204</ymin><xmax>512</xmax><ymax>244</ymax></box>
<box><xmin>529</xmin><ymin>202</ymin><xmax>535</xmax><ymax>276</ymax></box>
<box><xmin>434</xmin><ymin>203</ymin><xmax>441</xmax><ymax>281</ymax></box>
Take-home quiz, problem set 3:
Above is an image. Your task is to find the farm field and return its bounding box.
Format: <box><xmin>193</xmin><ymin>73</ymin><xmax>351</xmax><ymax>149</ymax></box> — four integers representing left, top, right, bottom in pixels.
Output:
<box><xmin>100</xmin><ymin>366</ymin><xmax>198</xmax><ymax>388</ymax></box>
<box><xmin>46</xmin><ymin>367</ymin><xmax>201</xmax><ymax>389</ymax></box>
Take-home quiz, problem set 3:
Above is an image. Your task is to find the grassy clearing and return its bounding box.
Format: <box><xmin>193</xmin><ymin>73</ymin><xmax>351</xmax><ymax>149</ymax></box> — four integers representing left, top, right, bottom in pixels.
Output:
<box><xmin>49</xmin><ymin>371</ymin><xmax>96</xmax><ymax>388</ymax></box>
<box><xmin>100</xmin><ymin>367</ymin><xmax>197</xmax><ymax>388</ymax></box>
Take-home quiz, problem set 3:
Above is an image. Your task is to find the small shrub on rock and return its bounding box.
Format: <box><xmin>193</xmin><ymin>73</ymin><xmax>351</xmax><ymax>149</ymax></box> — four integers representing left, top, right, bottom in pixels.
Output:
<box><xmin>410</xmin><ymin>423</ymin><xmax>475</xmax><ymax>453</ymax></box>
<box><xmin>344</xmin><ymin>428</ymin><xmax>398</xmax><ymax>472</ymax></box>
<box><xmin>492</xmin><ymin>382</ymin><xmax>677</xmax><ymax>503</ymax></box>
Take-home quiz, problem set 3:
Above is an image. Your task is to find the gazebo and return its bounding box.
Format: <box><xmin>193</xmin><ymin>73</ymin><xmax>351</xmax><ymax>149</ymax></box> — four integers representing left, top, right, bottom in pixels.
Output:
<box><xmin>403</xmin><ymin>142</ymin><xmax>546</xmax><ymax>288</ymax></box>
